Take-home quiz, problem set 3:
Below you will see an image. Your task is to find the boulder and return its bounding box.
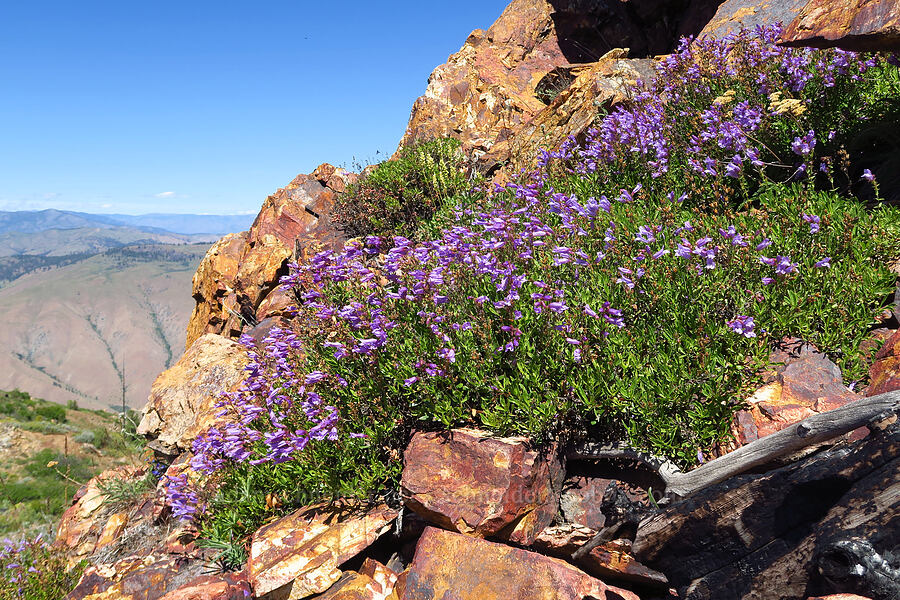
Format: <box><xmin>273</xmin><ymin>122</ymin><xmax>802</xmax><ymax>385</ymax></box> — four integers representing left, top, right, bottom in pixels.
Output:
<box><xmin>248</xmin><ymin>503</ymin><xmax>397</xmax><ymax>598</ymax></box>
<box><xmin>401</xmin><ymin>428</ymin><xmax>563</xmax><ymax>544</ymax></box>
<box><xmin>731</xmin><ymin>341</ymin><xmax>862</xmax><ymax>446</ymax></box>
<box><xmin>316</xmin><ymin>570</ymin><xmax>395</xmax><ymax>600</ymax></box>
<box><xmin>186</xmin><ymin>165</ymin><xmax>351</xmax><ymax>348</ymax></box>
<box><xmin>136</xmin><ymin>333</ymin><xmax>249</xmax><ymax>456</ymax></box>
<box><xmin>781</xmin><ymin>0</ymin><xmax>900</xmax><ymax>52</ymax></box>
<box><xmin>401</xmin><ymin>526</ymin><xmax>640</xmax><ymax>600</ymax></box>
<box><xmin>867</xmin><ymin>329</ymin><xmax>900</xmax><ymax>397</ymax></box>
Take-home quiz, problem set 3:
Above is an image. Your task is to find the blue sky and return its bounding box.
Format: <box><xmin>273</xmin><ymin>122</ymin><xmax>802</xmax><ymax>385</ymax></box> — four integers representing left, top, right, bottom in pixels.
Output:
<box><xmin>0</xmin><ymin>1</ymin><xmax>508</xmax><ymax>214</ymax></box>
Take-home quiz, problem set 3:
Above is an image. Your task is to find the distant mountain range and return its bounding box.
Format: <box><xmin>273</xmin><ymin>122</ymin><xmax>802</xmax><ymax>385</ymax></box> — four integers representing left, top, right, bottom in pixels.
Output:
<box><xmin>0</xmin><ymin>209</ymin><xmax>255</xmax><ymax>236</ymax></box>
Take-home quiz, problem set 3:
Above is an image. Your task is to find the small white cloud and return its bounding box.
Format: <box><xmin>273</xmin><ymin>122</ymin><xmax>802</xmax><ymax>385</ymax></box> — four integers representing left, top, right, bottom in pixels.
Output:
<box><xmin>155</xmin><ymin>191</ymin><xmax>176</xmax><ymax>198</ymax></box>
<box><xmin>101</xmin><ymin>203</ymin><xmax>113</xmax><ymax>208</ymax></box>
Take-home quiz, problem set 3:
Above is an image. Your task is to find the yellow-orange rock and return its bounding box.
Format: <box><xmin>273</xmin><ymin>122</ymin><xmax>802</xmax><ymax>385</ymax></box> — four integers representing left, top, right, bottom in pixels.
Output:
<box><xmin>63</xmin><ymin>554</ymin><xmax>207</xmax><ymax>600</ymax></box>
<box><xmin>401</xmin><ymin>428</ymin><xmax>563</xmax><ymax>545</ymax></box>
<box><xmin>401</xmin><ymin>527</ymin><xmax>640</xmax><ymax>600</ymax></box>
<box><xmin>185</xmin><ymin>165</ymin><xmax>351</xmax><ymax>349</ymax></box>
<box><xmin>136</xmin><ymin>333</ymin><xmax>249</xmax><ymax>455</ymax></box>
<box><xmin>481</xmin><ymin>50</ymin><xmax>656</xmax><ymax>179</ymax></box>
<box><xmin>248</xmin><ymin>503</ymin><xmax>397</xmax><ymax>598</ymax></box>
<box><xmin>157</xmin><ymin>572</ymin><xmax>251</xmax><ymax>600</ymax></box>
<box><xmin>185</xmin><ymin>232</ymin><xmax>248</xmax><ymax>350</ymax></box>
<box><xmin>781</xmin><ymin>0</ymin><xmax>900</xmax><ymax>51</ymax></box>
<box><xmin>867</xmin><ymin>329</ymin><xmax>900</xmax><ymax>397</ymax></box>
<box><xmin>399</xmin><ymin>0</ymin><xmax>689</xmax><ymax>165</ymax></box>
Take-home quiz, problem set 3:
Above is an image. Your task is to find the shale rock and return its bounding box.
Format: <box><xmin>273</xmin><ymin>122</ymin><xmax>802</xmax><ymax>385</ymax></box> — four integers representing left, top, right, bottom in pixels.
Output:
<box><xmin>186</xmin><ymin>165</ymin><xmax>350</xmax><ymax>348</ymax></box>
<box><xmin>402</xmin><ymin>526</ymin><xmax>640</xmax><ymax>600</ymax></box>
<box><xmin>137</xmin><ymin>333</ymin><xmax>249</xmax><ymax>456</ymax></box>
<box><xmin>401</xmin><ymin>428</ymin><xmax>562</xmax><ymax>544</ymax></box>
<box><xmin>248</xmin><ymin>503</ymin><xmax>397</xmax><ymax>598</ymax></box>
<box><xmin>781</xmin><ymin>0</ymin><xmax>900</xmax><ymax>51</ymax></box>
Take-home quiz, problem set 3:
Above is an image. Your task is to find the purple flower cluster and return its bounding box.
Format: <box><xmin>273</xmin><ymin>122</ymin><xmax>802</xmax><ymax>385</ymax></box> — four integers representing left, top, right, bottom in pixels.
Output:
<box><xmin>1</xmin><ymin>536</ymin><xmax>46</xmax><ymax>593</ymax></box>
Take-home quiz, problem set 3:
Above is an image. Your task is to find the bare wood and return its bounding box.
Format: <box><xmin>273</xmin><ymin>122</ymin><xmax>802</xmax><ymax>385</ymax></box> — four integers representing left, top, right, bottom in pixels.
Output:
<box><xmin>662</xmin><ymin>390</ymin><xmax>900</xmax><ymax>499</ymax></box>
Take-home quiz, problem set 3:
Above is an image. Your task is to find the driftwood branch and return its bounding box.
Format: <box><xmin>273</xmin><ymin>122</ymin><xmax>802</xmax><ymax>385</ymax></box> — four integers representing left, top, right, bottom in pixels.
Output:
<box><xmin>662</xmin><ymin>390</ymin><xmax>900</xmax><ymax>499</ymax></box>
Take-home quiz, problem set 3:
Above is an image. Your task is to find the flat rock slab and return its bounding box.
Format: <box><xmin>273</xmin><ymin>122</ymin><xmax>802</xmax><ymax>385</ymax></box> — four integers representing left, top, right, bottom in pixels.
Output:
<box><xmin>401</xmin><ymin>428</ymin><xmax>562</xmax><ymax>544</ymax></box>
<box><xmin>64</xmin><ymin>555</ymin><xmax>207</xmax><ymax>600</ymax></box>
<box><xmin>699</xmin><ymin>0</ymin><xmax>809</xmax><ymax>39</ymax></box>
<box><xmin>248</xmin><ymin>503</ymin><xmax>397</xmax><ymax>598</ymax></box>
<box><xmin>781</xmin><ymin>0</ymin><xmax>900</xmax><ymax>52</ymax></box>
<box><xmin>157</xmin><ymin>572</ymin><xmax>251</xmax><ymax>600</ymax></box>
<box><xmin>401</xmin><ymin>527</ymin><xmax>640</xmax><ymax>600</ymax></box>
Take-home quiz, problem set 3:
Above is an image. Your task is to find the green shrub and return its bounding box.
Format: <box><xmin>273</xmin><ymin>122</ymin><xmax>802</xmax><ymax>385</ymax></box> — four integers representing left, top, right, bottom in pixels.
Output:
<box><xmin>171</xmin><ymin>27</ymin><xmax>900</xmax><ymax>555</ymax></box>
<box><xmin>34</xmin><ymin>405</ymin><xmax>65</xmax><ymax>423</ymax></box>
<box><xmin>332</xmin><ymin>138</ymin><xmax>472</xmax><ymax>239</ymax></box>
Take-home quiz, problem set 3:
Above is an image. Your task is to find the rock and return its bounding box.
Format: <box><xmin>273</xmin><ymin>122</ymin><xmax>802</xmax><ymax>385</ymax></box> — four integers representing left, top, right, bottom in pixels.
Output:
<box><xmin>867</xmin><ymin>329</ymin><xmax>900</xmax><ymax>397</ymax></box>
<box><xmin>731</xmin><ymin>341</ymin><xmax>861</xmax><ymax>446</ymax></box>
<box><xmin>559</xmin><ymin>476</ymin><xmax>611</xmax><ymax>530</ymax></box>
<box><xmin>64</xmin><ymin>554</ymin><xmax>207</xmax><ymax>600</ymax></box>
<box><xmin>157</xmin><ymin>572</ymin><xmax>251</xmax><ymax>600</ymax></box>
<box><xmin>186</xmin><ymin>165</ymin><xmax>350</xmax><ymax>348</ymax></box>
<box><xmin>185</xmin><ymin>232</ymin><xmax>248</xmax><ymax>350</ymax></box>
<box><xmin>401</xmin><ymin>428</ymin><xmax>562</xmax><ymax>545</ymax></box>
<box><xmin>699</xmin><ymin>0</ymin><xmax>809</xmax><ymax>39</ymax></box>
<box><xmin>781</xmin><ymin>0</ymin><xmax>900</xmax><ymax>52</ymax></box>
<box><xmin>55</xmin><ymin>466</ymin><xmax>144</xmax><ymax>562</ymax></box>
<box><xmin>137</xmin><ymin>333</ymin><xmax>249</xmax><ymax>456</ymax></box>
<box><xmin>401</xmin><ymin>526</ymin><xmax>640</xmax><ymax>600</ymax></box>
<box><xmin>531</xmin><ymin>525</ymin><xmax>669</xmax><ymax>592</ymax></box>
<box><xmin>248</xmin><ymin>503</ymin><xmax>397</xmax><ymax>598</ymax></box>
<box><xmin>479</xmin><ymin>52</ymin><xmax>657</xmax><ymax>180</ymax></box>
<box><xmin>399</xmin><ymin>0</ymin><xmax>709</xmax><ymax>168</ymax></box>
<box><xmin>316</xmin><ymin>570</ymin><xmax>394</xmax><ymax>600</ymax></box>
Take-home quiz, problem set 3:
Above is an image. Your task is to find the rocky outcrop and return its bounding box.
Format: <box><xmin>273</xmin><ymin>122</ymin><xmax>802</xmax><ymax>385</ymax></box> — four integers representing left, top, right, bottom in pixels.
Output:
<box><xmin>185</xmin><ymin>164</ymin><xmax>352</xmax><ymax>349</ymax></box>
<box><xmin>401</xmin><ymin>428</ymin><xmax>563</xmax><ymax>545</ymax></box>
<box><xmin>399</xmin><ymin>0</ymin><xmax>717</xmax><ymax>173</ymax></box>
<box><xmin>401</xmin><ymin>526</ymin><xmax>641</xmax><ymax>600</ymax></box>
<box><xmin>781</xmin><ymin>0</ymin><xmax>900</xmax><ymax>51</ymax></box>
<box><xmin>136</xmin><ymin>333</ymin><xmax>249</xmax><ymax>456</ymax></box>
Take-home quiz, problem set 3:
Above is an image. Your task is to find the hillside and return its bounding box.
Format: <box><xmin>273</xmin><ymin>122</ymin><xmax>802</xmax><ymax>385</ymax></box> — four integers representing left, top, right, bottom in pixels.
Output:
<box><xmin>0</xmin><ymin>209</ymin><xmax>254</xmax><ymax>236</ymax></box>
<box><xmin>0</xmin><ymin>226</ymin><xmax>217</xmax><ymax>258</ymax></box>
<box><xmin>0</xmin><ymin>244</ymin><xmax>208</xmax><ymax>411</ymax></box>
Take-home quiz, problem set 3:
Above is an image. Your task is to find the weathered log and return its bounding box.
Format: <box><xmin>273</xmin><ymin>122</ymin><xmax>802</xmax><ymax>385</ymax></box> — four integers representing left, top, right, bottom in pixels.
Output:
<box><xmin>631</xmin><ymin>421</ymin><xmax>900</xmax><ymax>600</ymax></box>
<box><xmin>663</xmin><ymin>390</ymin><xmax>900</xmax><ymax>499</ymax></box>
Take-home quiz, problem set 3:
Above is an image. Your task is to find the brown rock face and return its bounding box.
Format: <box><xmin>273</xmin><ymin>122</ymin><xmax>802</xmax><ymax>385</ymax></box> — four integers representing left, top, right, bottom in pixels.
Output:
<box><xmin>136</xmin><ymin>333</ymin><xmax>249</xmax><ymax>455</ymax></box>
<box><xmin>248</xmin><ymin>503</ymin><xmax>397</xmax><ymax>598</ymax></box>
<box><xmin>401</xmin><ymin>428</ymin><xmax>563</xmax><ymax>544</ymax></box>
<box><xmin>867</xmin><ymin>329</ymin><xmax>900</xmax><ymax>397</ymax></box>
<box><xmin>399</xmin><ymin>0</ymin><xmax>711</xmax><ymax>168</ymax></box>
<box><xmin>781</xmin><ymin>0</ymin><xmax>900</xmax><ymax>51</ymax></box>
<box><xmin>401</xmin><ymin>526</ymin><xmax>640</xmax><ymax>600</ymax></box>
<box><xmin>185</xmin><ymin>165</ymin><xmax>351</xmax><ymax>349</ymax></box>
